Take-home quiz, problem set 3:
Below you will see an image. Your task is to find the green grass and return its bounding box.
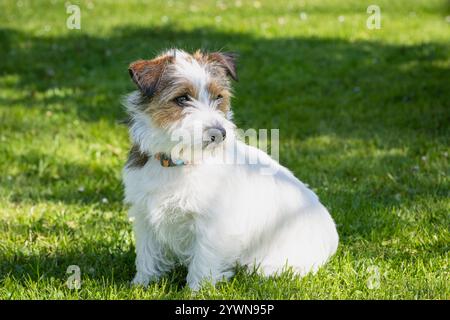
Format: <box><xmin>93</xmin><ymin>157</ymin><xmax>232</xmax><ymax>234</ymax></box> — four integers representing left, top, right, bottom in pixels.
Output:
<box><xmin>0</xmin><ymin>0</ymin><xmax>449</xmax><ymax>299</ymax></box>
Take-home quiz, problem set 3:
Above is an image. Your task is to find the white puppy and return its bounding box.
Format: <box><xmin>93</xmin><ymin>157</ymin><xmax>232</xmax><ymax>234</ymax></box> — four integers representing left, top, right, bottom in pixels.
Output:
<box><xmin>123</xmin><ymin>49</ymin><xmax>338</xmax><ymax>290</ymax></box>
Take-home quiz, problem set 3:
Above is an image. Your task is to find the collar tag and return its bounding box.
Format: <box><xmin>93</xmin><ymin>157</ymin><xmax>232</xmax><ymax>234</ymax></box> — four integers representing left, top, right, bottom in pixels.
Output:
<box><xmin>155</xmin><ymin>153</ymin><xmax>186</xmax><ymax>167</ymax></box>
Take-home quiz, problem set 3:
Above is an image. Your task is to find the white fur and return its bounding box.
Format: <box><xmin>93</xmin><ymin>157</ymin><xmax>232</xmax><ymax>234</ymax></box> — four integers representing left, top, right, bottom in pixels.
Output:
<box><xmin>123</xmin><ymin>51</ymin><xmax>339</xmax><ymax>290</ymax></box>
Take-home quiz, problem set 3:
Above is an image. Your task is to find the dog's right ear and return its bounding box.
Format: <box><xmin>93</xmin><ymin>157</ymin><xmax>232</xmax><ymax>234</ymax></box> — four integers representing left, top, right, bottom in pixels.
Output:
<box><xmin>208</xmin><ymin>52</ymin><xmax>238</xmax><ymax>81</ymax></box>
<box><xmin>128</xmin><ymin>55</ymin><xmax>173</xmax><ymax>98</ymax></box>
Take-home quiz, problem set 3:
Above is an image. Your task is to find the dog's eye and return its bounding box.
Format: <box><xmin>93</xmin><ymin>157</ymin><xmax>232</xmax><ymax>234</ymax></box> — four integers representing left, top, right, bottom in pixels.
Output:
<box><xmin>216</xmin><ymin>94</ymin><xmax>223</xmax><ymax>100</ymax></box>
<box><xmin>175</xmin><ymin>95</ymin><xmax>190</xmax><ymax>106</ymax></box>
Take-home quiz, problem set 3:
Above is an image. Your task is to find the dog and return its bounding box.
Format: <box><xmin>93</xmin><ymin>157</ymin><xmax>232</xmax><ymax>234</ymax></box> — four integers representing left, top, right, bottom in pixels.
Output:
<box><xmin>122</xmin><ymin>49</ymin><xmax>339</xmax><ymax>290</ymax></box>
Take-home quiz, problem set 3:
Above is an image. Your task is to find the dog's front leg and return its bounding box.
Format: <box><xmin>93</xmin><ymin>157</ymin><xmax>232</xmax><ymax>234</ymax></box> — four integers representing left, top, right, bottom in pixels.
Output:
<box><xmin>186</xmin><ymin>242</ymin><xmax>234</xmax><ymax>291</ymax></box>
<box><xmin>131</xmin><ymin>213</ymin><xmax>172</xmax><ymax>287</ymax></box>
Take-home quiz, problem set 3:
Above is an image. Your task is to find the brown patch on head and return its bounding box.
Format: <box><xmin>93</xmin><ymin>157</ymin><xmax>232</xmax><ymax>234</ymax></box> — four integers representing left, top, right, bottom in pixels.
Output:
<box><xmin>192</xmin><ymin>50</ymin><xmax>236</xmax><ymax>114</ymax></box>
<box><xmin>192</xmin><ymin>50</ymin><xmax>206</xmax><ymax>63</ymax></box>
<box><xmin>145</xmin><ymin>100</ymin><xmax>185</xmax><ymax>128</ymax></box>
<box><xmin>129</xmin><ymin>53</ymin><xmax>186</xmax><ymax>128</ymax></box>
<box><xmin>144</xmin><ymin>80</ymin><xmax>199</xmax><ymax>129</ymax></box>
<box><xmin>125</xmin><ymin>145</ymin><xmax>149</xmax><ymax>169</ymax></box>
<box><xmin>127</xmin><ymin>50</ymin><xmax>237</xmax><ymax>129</ymax></box>
<box><xmin>206</xmin><ymin>52</ymin><xmax>238</xmax><ymax>81</ymax></box>
<box><xmin>192</xmin><ymin>50</ymin><xmax>238</xmax><ymax>82</ymax></box>
<box><xmin>128</xmin><ymin>55</ymin><xmax>174</xmax><ymax>97</ymax></box>
<box><xmin>207</xmin><ymin>81</ymin><xmax>231</xmax><ymax>114</ymax></box>
<box><xmin>165</xmin><ymin>81</ymin><xmax>198</xmax><ymax>101</ymax></box>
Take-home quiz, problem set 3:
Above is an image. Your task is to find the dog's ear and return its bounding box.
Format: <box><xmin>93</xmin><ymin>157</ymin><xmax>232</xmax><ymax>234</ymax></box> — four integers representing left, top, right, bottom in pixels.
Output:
<box><xmin>208</xmin><ymin>52</ymin><xmax>238</xmax><ymax>81</ymax></box>
<box><xmin>128</xmin><ymin>55</ymin><xmax>173</xmax><ymax>97</ymax></box>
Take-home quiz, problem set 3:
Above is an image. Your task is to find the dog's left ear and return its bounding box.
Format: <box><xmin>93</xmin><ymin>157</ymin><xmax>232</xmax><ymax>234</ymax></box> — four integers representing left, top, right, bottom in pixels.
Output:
<box><xmin>208</xmin><ymin>52</ymin><xmax>238</xmax><ymax>81</ymax></box>
<box><xmin>128</xmin><ymin>55</ymin><xmax>173</xmax><ymax>97</ymax></box>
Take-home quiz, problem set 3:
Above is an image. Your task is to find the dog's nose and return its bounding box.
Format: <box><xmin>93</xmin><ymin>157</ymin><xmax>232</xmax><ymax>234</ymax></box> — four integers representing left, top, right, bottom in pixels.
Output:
<box><xmin>207</xmin><ymin>126</ymin><xmax>226</xmax><ymax>142</ymax></box>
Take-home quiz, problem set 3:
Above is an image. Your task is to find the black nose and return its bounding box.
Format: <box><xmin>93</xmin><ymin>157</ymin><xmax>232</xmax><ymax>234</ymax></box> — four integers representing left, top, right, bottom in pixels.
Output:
<box><xmin>208</xmin><ymin>126</ymin><xmax>226</xmax><ymax>142</ymax></box>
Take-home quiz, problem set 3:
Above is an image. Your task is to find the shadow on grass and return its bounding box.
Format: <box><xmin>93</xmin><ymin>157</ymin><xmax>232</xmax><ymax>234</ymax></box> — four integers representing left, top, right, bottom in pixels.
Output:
<box><xmin>0</xmin><ymin>25</ymin><xmax>449</xmax><ymax>290</ymax></box>
<box><xmin>0</xmin><ymin>25</ymin><xmax>448</xmax><ymax>138</ymax></box>
<box><xmin>0</xmin><ymin>242</ymin><xmax>189</xmax><ymax>292</ymax></box>
<box><xmin>3</xmin><ymin>150</ymin><xmax>124</xmax><ymax>206</ymax></box>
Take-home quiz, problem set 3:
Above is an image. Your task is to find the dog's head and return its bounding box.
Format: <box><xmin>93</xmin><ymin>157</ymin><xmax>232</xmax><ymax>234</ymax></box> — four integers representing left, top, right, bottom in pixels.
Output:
<box><xmin>125</xmin><ymin>49</ymin><xmax>238</xmax><ymax>161</ymax></box>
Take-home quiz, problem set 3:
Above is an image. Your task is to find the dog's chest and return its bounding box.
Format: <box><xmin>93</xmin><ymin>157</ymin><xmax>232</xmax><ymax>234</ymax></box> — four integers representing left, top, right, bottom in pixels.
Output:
<box><xmin>148</xmin><ymin>178</ymin><xmax>202</xmax><ymax>263</ymax></box>
<box><xmin>137</xmin><ymin>164</ymin><xmax>223</xmax><ymax>262</ymax></box>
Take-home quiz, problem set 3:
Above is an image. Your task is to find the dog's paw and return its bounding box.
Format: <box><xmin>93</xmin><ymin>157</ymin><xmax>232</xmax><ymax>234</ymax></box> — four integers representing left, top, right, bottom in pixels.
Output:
<box><xmin>186</xmin><ymin>273</ymin><xmax>204</xmax><ymax>291</ymax></box>
<box><xmin>186</xmin><ymin>279</ymin><xmax>202</xmax><ymax>291</ymax></box>
<box><xmin>131</xmin><ymin>272</ymin><xmax>150</xmax><ymax>287</ymax></box>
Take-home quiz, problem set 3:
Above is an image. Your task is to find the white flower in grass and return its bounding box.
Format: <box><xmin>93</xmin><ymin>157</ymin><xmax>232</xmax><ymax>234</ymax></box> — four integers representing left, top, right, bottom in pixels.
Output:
<box><xmin>235</xmin><ymin>0</ymin><xmax>242</xmax><ymax>8</ymax></box>
<box><xmin>338</xmin><ymin>15</ymin><xmax>345</xmax><ymax>23</ymax></box>
<box><xmin>78</xmin><ymin>186</ymin><xmax>85</xmax><ymax>192</ymax></box>
<box><xmin>161</xmin><ymin>16</ymin><xmax>169</xmax><ymax>24</ymax></box>
<box><xmin>421</xmin><ymin>156</ymin><xmax>427</xmax><ymax>162</ymax></box>
<box><xmin>253</xmin><ymin>1</ymin><xmax>261</xmax><ymax>9</ymax></box>
<box><xmin>278</xmin><ymin>17</ymin><xmax>286</xmax><ymax>25</ymax></box>
<box><xmin>215</xmin><ymin>16</ymin><xmax>222</xmax><ymax>24</ymax></box>
<box><xmin>102</xmin><ymin>197</ymin><xmax>109</xmax><ymax>204</ymax></box>
<box><xmin>299</xmin><ymin>12</ymin><xmax>308</xmax><ymax>21</ymax></box>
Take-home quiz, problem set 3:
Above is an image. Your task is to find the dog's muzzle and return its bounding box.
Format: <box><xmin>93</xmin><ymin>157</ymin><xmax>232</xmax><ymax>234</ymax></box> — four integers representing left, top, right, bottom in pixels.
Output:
<box><xmin>204</xmin><ymin>125</ymin><xmax>226</xmax><ymax>146</ymax></box>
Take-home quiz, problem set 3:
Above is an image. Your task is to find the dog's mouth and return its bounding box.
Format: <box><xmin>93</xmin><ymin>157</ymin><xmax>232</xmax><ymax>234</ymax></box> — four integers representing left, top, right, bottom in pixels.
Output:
<box><xmin>202</xmin><ymin>139</ymin><xmax>223</xmax><ymax>150</ymax></box>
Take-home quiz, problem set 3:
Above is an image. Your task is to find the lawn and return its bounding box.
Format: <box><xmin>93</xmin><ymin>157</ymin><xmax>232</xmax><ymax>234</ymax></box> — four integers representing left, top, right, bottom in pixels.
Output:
<box><xmin>0</xmin><ymin>0</ymin><xmax>448</xmax><ymax>299</ymax></box>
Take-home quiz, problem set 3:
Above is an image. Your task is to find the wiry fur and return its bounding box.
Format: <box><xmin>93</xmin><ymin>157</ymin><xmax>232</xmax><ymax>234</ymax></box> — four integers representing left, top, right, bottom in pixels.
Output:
<box><xmin>123</xmin><ymin>49</ymin><xmax>339</xmax><ymax>290</ymax></box>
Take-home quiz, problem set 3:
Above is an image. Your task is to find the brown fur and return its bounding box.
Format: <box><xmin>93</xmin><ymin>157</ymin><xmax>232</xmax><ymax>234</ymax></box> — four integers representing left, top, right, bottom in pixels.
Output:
<box><xmin>128</xmin><ymin>55</ymin><xmax>174</xmax><ymax>97</ymax></box>
<box><xmin>145</xmin><ymin>99</ymin><xmax>185</xmax><ymax>128</ymax></box>
<box><xmin>207</xmin><ymin>81</ymin><xmax>231</xmax><ymax>114</ymax></box>
<box><xmin>128</xmin><ymin>50</ymin><xmax>237</xmax><ymax>128</ymax></box>
<box><xmin>126</xmin><ymin>145</ymin><xmax>149</xmax><ymax>169</ymax></box>
<box><xmin>206</xmin><ymin>52</ymin><xmax>238</xmax><ymax>81</ymax></box>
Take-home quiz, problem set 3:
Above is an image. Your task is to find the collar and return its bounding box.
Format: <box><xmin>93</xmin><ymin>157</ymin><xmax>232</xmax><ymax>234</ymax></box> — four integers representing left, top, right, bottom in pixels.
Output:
<box><xmin>154</xmin><ymin>152</ymin><xmax>186</xmax><ymax>167</ymax></box>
